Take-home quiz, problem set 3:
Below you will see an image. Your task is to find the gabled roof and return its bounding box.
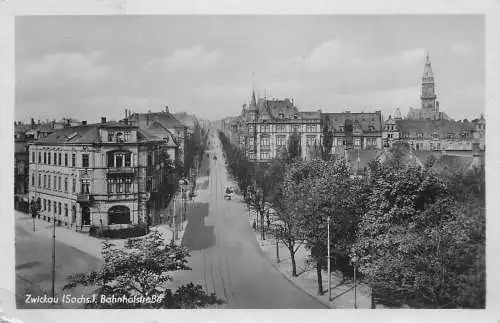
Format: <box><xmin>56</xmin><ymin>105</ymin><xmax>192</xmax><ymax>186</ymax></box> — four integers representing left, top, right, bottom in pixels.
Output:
<box><xmin>143</xmin><ymin>122</ymin><xmax>178</xmax><ymax>147</ymax></box>
<box><xmin>129</xmin><ymin>111</ymin><xmax>186</xmax><ymax>130</ymax></box>
<box><xmin>257</xmin><ymin>98</ymin><xmax>299</xmax><ymax>120</ymax></box>
<box><xmin>395</xmin><ymin>119</ymin><xmax>475</xmax><ymax>136</ymax></box>
<box><xmin>322</xmin><ymin>112</ymin><xmax>382</xmax><ymax>132</ymax></box>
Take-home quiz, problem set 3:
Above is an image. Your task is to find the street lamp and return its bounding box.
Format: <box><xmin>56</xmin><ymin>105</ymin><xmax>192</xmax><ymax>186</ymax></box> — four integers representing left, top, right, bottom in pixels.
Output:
<box><xmin>351</xmin><ymin>253</ymin><xmax>359</xmax><ymax>309</ymax></box>
<box><xmin>327</xmin><ymin>214</ymin><xmax>331</xmax><ymax>301</ymax></box>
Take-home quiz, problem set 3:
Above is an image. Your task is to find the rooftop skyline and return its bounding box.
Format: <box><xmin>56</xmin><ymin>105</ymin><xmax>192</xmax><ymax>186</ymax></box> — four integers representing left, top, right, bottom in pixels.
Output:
<box><xmin>15</xmin><ymin>15</ymin><xmax>484</xmax><ymax>123</ymax></box>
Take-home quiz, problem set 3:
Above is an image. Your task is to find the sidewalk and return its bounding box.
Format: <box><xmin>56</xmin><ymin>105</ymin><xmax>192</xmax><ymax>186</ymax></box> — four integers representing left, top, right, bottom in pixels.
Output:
<box><xmin>244</xmin><ymin>203</ymin><xmax>373</xmax><ymax>309</ymax></box>
<box><xmin>15</xmin><ymin>210</ymin><xmax>186</xmax><ymax>260</ymax></box>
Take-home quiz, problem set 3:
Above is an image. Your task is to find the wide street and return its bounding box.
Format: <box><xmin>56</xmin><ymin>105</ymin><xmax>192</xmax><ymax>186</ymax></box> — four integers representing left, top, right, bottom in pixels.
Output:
<box><xmin>15</xmin><ymin>216</ymin><xmax>101</xmax><ymax>309</ymax></box>
<box><xmin>174</xmin><ymin>129</ymin><xmax>326</xmax><ymax>309</ymax></box>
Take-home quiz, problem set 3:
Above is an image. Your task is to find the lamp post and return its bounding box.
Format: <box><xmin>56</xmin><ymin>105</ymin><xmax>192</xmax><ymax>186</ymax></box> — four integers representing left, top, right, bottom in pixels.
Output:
<box><xmin>51</xmin><ymin>208</ymin><xmax>56</xmax><ymax>304</ymax></box>
<box><xmin>352</xmin><ymin>253</ymin><xmax>359</xmax><ymax>309</ymax></box>
<box><xmin>327</xmin><ymin>214</ymin><xmax>331</xmax><ymax>301</ymax></box>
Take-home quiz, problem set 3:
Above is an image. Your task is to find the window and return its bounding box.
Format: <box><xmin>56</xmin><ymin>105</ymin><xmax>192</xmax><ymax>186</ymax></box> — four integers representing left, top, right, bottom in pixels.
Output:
<box><xmin>58</xmin><ymin>177</ymin><xmax>61</xmax><ymax>191</ymax></box>
<box><xmin>58</xmin><ymin>202</ymin><xmax>61</xmax><ymax>215</ymax></box>
<box><xmin>124</xmin><ymin>132</ymin><xmax>131</xmax><ymax>142</ymax></box>
<box><xmin>53</xmin><ymin>175</ymin><xmax>57</xmax><ymax>189</ymax></box>
<box><xmin>64</xmin><ymin>177</ymin><xmax>68</xmax><ymax>192</ymax></box>
<box><xmin>81</xmin><ymin>181</ymin><xmax>90</xmax><ymax>194</ymax></box>
<box><xmin>72</xmin><ymin>178</ymin><xmax>76</xmax><ymax>193</ymax></box>
<box><xmin>43</xmin><ymin>152</ymin><xmax>47</xmax><ymax>164</ymax></box>
<box><xmin>57</xmin><ymin>153</ymin><xmax>61</xmax><ymax>165</ymax></box>
<box><xmin>108</xmin><ymin>132</ymin><xmax>114</xmax><ymax>142</ymax></box>
<box><xmin>260</xmin><ymin>125</ymin><xmax>271</xmax><ymax>133</ymax></box>
<box><xmin>292</xmin><ymin>124</ymin><xmax>301</xmax><ymax>132</ymax></box>
<box><xmin>48</xmin><ymin>201</ymin><xmax>51</xmax><ymax>212</ymax></box>
<box><xmin>116</xmin><ymin>154</ymin><xmax>123</xmax><ymax>168</ymax></box>
<box><xmin>125</xmin><ymin>154</ymin><xmax>131</xmax><ymax>167</ymax></box>
<box><xmin>306</xmin><ymin>136</ymin><xmax>316</xmax><ymax>147</ymax></box>
<box><xmin>32</xmin><ymin>152</ymin><xmax>35</xmax><ymax>163</ymax></box>
<box><xmin>116</xmin><ymin>180</ymin><xmax>123</xmax><ymax>193</ymax></box>
<box><xmin>107</xmin><ymin>181</ymin><xmax>113</xmax><ymax>194</ymax></box>
<box><xmin>125</xmin><ymin>178</ymin><xmax>132</xmax><ymax>193</ymax></box>
<box><xmin>82</xmin><ymin>154</ymin><xmax>89</xmax><ymax>168</ymax></box>
<box><xmin>260</xmin><ymin>151</ymin><xmax>271</xmax><ymax>160</ymax></box>
<box><xmin>43</xmin><ymin>175</ymin><xmax>46</xmax><ymax>188</ymax></box>
<box><xmin>43</xmin><ymin>199</ymin><xmax>46</xmax><ymax>210</ymax></box>
<box><xmin>260</xmin><ymin>136</ymin><xmax>270</xmax><ymax>149</ymax></box>
<box><xmin>306</xmin><ymin>125</ymin><xmax>316</xmax><ymax>133</ymax></box>
<box><xmin>71</xmin><ymin>154</ymin><xmax>76</xmax><ymax>167</ymax></box>
<box><xmin>146</xmin><ymin>177</ymin><xmax>152</xmax><ymax>192</ymax></box>
<box><xmin>355</xmin><ymin>138</ymin><xmax>361</xmax><ymax>146</ymax></box>
<box><xmin>65</xmin><ymin>204</ymin><xmax>68</xmax><ymax>217</ymax></box>
<box><xmin>276</xmin><ymin>125</ymin><xmax>286</xmax><ymax>133</ymax></box>
<box><xmin>38</xmin><ymin>152</ymin><xmax>41</xmax><ymax>163</ymax></box>
<box><xmin>248</xmin><ymin>124</ymin><xmax>255</xmax><ymax>133</ymax></box>
<box><xmin>276</xmin><ymin>135</ymin><xmax>287</xmax><ymax>147</ymax></box>
<box><xmin>38</xmin><ymin>174</ymin><xmax>41</xmax><ymax>188</ymax></box>
<box><xmin>116</xmin><ymin>132</ymin><xmax>124</xmax><ymax>143</ymax></box>
<box><xmin>417</xmin><ymin>132</ymin><xmax>424</xmax><ymax>139</ymax></box>
<box><xmin>31</xmin><ymin>173</ymin><xmax>35</xmax><ymax>186</ymax></box>
<box><xmin>47</xmin><ymin>152</ymin><xmax>51</xmax><ymax>165</ymax></box>
<box><xmin>64</xmin><ymin>153</ymin><xmax>68</xmax><ymax>166</ymax></box>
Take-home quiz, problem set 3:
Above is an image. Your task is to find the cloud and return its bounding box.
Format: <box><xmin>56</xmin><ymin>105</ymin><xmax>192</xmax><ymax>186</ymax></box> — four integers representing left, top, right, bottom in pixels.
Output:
<box><xmin>17</xmin><ymin>51</ymin><xmax>109</xmax><ymax>82</ymax></box>
<box><xmin>156</xmin><ymin>46</ymin><xmax>224</xmax><ymax>71</ymax></box>
<box><xmin>451</xmin><ymin>41</ymin><xmax>476</xmax><ymax>56</ymax></box>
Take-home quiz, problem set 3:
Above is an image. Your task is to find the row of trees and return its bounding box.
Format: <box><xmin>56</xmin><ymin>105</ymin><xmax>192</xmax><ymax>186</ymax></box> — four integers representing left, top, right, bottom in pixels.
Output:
<box><xmin>218</xmin><ymin>131</ymin><xmax>485</xmax><ymax>308</ymax></box>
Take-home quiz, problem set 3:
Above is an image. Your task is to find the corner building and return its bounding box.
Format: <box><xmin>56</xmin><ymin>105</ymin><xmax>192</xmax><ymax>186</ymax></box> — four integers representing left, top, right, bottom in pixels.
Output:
<box><xmin>28</xmin><ymin>119</ymin><xmax>177</xmax><ymax>231</ymax></box>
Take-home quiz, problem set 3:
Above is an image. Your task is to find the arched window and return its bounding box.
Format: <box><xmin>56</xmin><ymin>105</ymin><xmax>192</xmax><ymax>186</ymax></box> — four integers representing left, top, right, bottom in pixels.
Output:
<box><xmin>108</xmin><ymin>205</ymin><xmax>131</xmax><ymax>225</ymax></box>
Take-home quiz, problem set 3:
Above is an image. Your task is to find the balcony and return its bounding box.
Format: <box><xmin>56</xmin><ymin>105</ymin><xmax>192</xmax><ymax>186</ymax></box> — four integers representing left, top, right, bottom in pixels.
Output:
<box><xmin>77</xmin><ymin>193</ymin><xmax>94</xmax><ymax>204</ymax></box>
<box><xmin>107</xmin><ymin>167</ymin><xmax>136</xmax><ymax>178</ymax></box>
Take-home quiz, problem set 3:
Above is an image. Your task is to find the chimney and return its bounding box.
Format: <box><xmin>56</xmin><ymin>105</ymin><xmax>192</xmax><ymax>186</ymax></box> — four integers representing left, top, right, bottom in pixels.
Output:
<box><xmin>124</xmin><ymin>118</ymin><xmax>129</xmax><ymax>125</ymax></box>
<box><xmin>37</xmin><ymin>119</ymin><xmax>41</xmax><ymax>125</ymax></box>
<box><xmin>51</xmin><ymin>120</ymin><xmax>55</xmax><ymax>129</ymax></box>
<box><xmin>81</xmin><ymin>120</ymin><xmax>87</xmax><ymax>126</ymax></box>
<box><xmin>66</xmin><ymin>118</ymin><xmax>70</xmax><ymax>126</ymax></box>
<box><xmin>101</xmin><ymin>117</ymin><xmax>107</xmax><ymax>124</ymax></box>
<box><xmin>165</xmin><ymin>105</ymin><xmax>169</xmax><ymax>113</ymax></box>
<box><xmin>31</xmin><ymin>118</ymin><xmax>35</xmax><ymax>126</ymax></box>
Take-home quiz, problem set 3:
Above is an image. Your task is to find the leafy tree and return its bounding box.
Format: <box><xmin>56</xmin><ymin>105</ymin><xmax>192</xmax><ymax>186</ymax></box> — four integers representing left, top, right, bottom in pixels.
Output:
<box><xmin>321</xmin><ymin>124</ymin><xmax>334</xmax><ymax>161</ymax></box>
<box><xmin>63</xmin><ymin>231</ymin><xmax>223</xmax><ymax>309</ymax></box>
<box><xmin>353</xmin><ymin>161</ymin><xmax>485</xmax><ymax>308</ymax></box>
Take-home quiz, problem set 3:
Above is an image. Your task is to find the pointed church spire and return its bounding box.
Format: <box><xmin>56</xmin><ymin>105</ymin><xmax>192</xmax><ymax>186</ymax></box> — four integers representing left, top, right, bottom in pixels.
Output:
<box><xmin>422</xmin><ymin>51</ymin><xmax>434</xmax><ymax>82</ymax></box>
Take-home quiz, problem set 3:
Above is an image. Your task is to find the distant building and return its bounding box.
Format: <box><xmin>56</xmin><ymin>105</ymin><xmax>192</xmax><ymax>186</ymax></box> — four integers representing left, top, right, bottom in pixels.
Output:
<box><xmin>406</xmin><ymin>53</ymin><xmax>450</xmax><ymax>121</ymax></box>
<box><xmin>28</xmin><ymin>118</ymin><xmax>177</xmax><ymax>231</ymax></box>
<box><xmin>128</xmin><ymin>107</ymin><xmax>187</xmax><ymax>164</ymax></box>
<box><xmin>227</xmin><ymin>89</ymin><xmax>383</xmax><ymax>163</ymax></box>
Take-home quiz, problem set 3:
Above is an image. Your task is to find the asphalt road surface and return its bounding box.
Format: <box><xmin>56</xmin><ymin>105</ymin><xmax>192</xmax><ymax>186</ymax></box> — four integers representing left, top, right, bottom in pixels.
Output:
<box><xmin>175</xmin><ymin>129</ymin><xmax>326</xmax><ymax>309</ymax></box>
<box><xmin>15</xmin><ymin>216</ymin><xmax>101</xmax><ymax>309</ymax></box>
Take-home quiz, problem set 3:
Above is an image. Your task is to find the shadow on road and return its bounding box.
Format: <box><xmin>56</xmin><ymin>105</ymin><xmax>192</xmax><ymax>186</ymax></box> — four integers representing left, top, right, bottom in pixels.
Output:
<box><xmin>181</xmin><ymin>202</ymin><xmax>215</xmax><ymax>251</ymax></box>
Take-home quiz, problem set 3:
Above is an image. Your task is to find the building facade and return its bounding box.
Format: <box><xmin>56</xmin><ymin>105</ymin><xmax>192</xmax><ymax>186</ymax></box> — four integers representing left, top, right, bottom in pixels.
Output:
<box><xmin>28</xmin><ymin>119</ymin><xmax>177</xmax><ymax>231</ymax></box>
<box><xmin>406</xmin><ymin>53</ymin><xmax>450</xmax><ymax>121</ymax></box>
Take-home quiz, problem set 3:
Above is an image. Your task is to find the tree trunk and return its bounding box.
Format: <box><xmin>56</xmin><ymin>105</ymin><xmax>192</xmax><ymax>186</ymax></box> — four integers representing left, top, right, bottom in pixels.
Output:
<box><xmin>260</xmin><ymin>212</ymin><xmax>265</xmax><ymax>240</ymax></box>
<box><xmin>316</xmin><ymin>261</ymin><xmax>324</xmax><ymax>295</ymax></box>
<box><xmin>290</xmin><ymin>250</ymin><xmax>297</xmax><ymax>277</ymax></box>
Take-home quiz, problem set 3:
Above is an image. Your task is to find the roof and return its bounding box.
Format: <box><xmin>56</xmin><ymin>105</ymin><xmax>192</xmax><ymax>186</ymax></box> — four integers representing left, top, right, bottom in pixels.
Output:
<box><xmin>32</xmin><ymin>122</ymin><xmax>142</xmax><ymax>145</ymax></box>
<box><xmin>143</xmin><ymin>122</ymin><xmax>178</xmax><ymax>147</ymax></box>
<box><xmin>395</xmin><ymin>119</ymin><xmax>475</xmax><ymax>137</ymax></box>
<box><xmin>431</xmin><ymin>154</ymin><xmax>483</xmax><ymax>174</ymax></box>
<box><xmin>322</xmin><ymin>112</ymin><xmax>382</xmax><ymax>133</ymax></box>
<box><xmin>376</xmin><ymin>142</ymin><xmax>424</xmax><ymax>168</ymax></box>
<box><xmin>172</xmin><ymin>112</ymin><xmax>198</xmax><ymax>128</ymax></box>
<box><xmin>129</xmin><ymin>111</ymin><xmax>186</xmax><ymax>130</ymax></box>
<box><xmin>256</xmin><ymin>98</ymin><xmax>299</xmax><ymax>120</ymax></box>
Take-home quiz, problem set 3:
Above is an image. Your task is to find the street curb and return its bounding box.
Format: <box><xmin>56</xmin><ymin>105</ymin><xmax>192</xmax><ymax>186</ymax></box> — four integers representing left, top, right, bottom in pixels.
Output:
<box><xmin>251</xmin><ymin>232</ymin><xmax>333</xmax><ymax>309</ymax></box>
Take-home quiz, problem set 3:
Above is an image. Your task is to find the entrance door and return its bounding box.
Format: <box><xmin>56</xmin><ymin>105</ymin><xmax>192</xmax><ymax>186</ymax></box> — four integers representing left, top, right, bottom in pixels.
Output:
<box><xmin>82</xmin><ymin>206</ymin><xmax>91</xmax><ymax>225</ymax></box>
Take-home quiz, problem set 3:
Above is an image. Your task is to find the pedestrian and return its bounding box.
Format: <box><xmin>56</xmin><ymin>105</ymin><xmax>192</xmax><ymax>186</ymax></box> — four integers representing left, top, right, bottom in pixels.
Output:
<box><xmin>252</xmin><ymin>220</ymin><xmax>256</xmax><ymax>231</ymax></box>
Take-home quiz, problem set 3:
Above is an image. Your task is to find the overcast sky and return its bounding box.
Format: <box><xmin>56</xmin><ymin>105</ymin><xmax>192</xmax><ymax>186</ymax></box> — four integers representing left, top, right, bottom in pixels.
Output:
<box><xmin>15</xmin><ymin>15</ymin><xmax>484</xmax><ymax>123</ymax></box>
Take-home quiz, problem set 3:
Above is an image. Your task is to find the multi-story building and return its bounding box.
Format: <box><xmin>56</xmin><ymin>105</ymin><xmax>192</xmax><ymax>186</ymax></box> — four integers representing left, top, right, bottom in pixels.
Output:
<box><xmin>128</xmin><ymin>107</ymin><xmax>187</xmax><ymax>164</ymax></box>
<box><xmin>28</xmin><ymin>118</ymin><xmax>177</xmax><ymax>231</ymax></box>
<box><xmin>230</xmin><ymin>89</ymin><xmax>383</xmax><ymax>163</ymax></box>
<box><xmin>406</xmin><ymin>53</ymin><xmax>450</xmax><ymax>121</ymax></box>
<box><xmin>383</xmin><ymin>53</ymin><xmax>486</xmax><ymax>152</ymax></box>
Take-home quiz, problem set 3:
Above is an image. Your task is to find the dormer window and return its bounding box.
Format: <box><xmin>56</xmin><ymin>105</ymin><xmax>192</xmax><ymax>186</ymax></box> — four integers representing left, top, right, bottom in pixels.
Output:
<box><xmin>116</xmin><ymin>132</ymin><xmax>124</xmax><ymax>143</ymax></box>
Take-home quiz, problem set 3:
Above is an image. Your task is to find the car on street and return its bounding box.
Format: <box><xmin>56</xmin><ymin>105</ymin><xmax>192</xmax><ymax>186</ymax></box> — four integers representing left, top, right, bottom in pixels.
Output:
<box><xmin>224</xmin><ymin>187</ymin><xmax>233</xmax><ymax>200</ymax></box>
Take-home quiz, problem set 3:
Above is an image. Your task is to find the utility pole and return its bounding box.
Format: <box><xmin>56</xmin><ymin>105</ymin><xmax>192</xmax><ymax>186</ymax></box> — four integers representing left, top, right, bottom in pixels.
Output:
<box><xmin>327</xmin><ymin>215</ymin><xmax>331</xmax><ymax>301</ymax></box>
<box><xmin>51</xmin><ymin>212</ymin><xmax>56</xmax><ymax>303</ymax></box>
<box><xmin>275</xmin><ymin>226</ymin><xmax>280</xmax><ymax>263</ymax></box>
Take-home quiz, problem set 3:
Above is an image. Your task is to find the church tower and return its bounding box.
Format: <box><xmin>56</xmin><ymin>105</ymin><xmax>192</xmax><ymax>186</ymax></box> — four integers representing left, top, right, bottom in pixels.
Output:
<box><xmin>248</xmin><ymin>88</ymin><xmax>259</xmax><ymax>121</ymax></box>
<box><xmin>421</xmin><ymin>52</ymin><xmax>437</xmax><ymax>112</ymax></box>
